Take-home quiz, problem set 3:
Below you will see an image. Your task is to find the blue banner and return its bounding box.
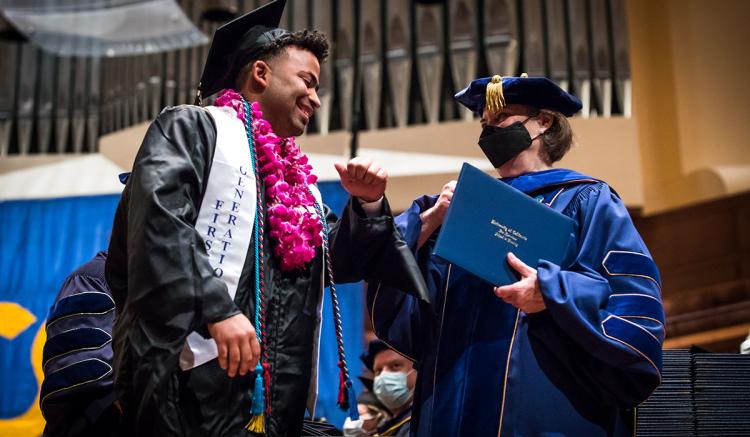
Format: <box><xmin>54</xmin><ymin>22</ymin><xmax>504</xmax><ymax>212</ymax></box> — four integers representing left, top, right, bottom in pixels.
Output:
<box><xmin>315</xmin><ymin>183</ymin><xmax>365</xmax><ymax>428</ymax></box>
<box><xmin>0</xmin><ymin>194</ymin><xmax>120</xmax><ymax>436</ymax></box>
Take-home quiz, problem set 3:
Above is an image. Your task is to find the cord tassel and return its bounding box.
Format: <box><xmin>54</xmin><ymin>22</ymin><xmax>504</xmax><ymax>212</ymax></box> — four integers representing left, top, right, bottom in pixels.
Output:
<box><xmin>246</xmin><ymin>414</ymin><xmax>265</xmax><ymax>434</ymax></box>
<box><xmin>337</xmin><ymin>360</ymin><xmax>347</xmax><ymax>408</ymax></box>
<box><xmin>246</xmin><ymin>365</ymin><xmax>265</xmax><ymax>433</ymax></box>
<box><xmin>346</xmin><ymin>380</ymin><xmax>359</xmax><ymax>420</ymax></box>
<box><xmin>262</xmin><ymin>361</ymin><xmax>272</xmax><ymax>414</ymax></box>
<box><xmin>243</xmin><ymin>98</ymin><xmax>266</xmax><ymax>435</ymax></box>
<box><xmin>308</xmin><ymin>187</ymin><xmax>359</xmax><ymax>421</ymax></box>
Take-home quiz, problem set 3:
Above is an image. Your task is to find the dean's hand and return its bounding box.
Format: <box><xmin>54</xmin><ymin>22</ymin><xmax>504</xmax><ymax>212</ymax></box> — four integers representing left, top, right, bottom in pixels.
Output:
<box><xmin>207</xmin><ymin>313</ymin><xmax>261</xmax><ymax>378</ymax></box>
<box><xmin>493</xmin><ymin>252</ymin><xmax>546</xmax><ymax>314</ymax></box>
<box><xmin>416</xmin><ymin>180</ymin><xmax>456</xmax><ymax>248</ymax></box>
<box><xmin>426</xmin><ymin>180</ymin><xmax>456</xmax><ymax>226</ymax></box>
<box><xmin>334</xmin><ymin>157</ymin><xmax>388</xmax><ymax>203</ymax></box>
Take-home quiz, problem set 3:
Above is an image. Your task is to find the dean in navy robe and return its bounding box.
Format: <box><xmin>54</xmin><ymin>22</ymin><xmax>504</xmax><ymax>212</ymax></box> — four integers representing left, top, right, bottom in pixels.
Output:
<box><xmin>368</xmin><ymin>168</ymin><xmax>664</xmax><ymax>436</ymax></box>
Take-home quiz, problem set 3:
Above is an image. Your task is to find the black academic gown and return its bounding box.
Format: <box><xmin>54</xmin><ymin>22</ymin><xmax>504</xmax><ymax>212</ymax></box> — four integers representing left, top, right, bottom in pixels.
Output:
<box><xmin>105</xmin><ymin>105</ymin><xmax>423</xmax><ymax>437</ymax></box>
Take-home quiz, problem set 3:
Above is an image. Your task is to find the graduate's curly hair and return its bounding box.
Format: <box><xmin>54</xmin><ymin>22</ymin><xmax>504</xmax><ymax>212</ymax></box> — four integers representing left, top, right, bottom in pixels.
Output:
<box><xmin>258</xmin><ymin>29</ymin><xmax>329</xmax><ymax>63</ymax></box>
<box><xmin>233</xmin><ymin>29</ymin><xmax>329</xmax><ymax>89</ymax></box>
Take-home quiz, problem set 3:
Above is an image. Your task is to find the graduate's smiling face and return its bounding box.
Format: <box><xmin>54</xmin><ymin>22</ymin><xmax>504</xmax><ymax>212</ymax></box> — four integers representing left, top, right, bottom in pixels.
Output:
<box><xmin>245</xmin><ymin>46</ymin><xmax>321</xmax><ymax>137</ymax></box>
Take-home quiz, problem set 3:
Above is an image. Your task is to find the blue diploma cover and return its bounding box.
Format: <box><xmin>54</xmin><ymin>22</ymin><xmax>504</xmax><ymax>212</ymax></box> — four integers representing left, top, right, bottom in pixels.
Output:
<box><xmin>434</xmin><ymin>163</ymin><xmax>575</xmax><ymax>286</ymax></box>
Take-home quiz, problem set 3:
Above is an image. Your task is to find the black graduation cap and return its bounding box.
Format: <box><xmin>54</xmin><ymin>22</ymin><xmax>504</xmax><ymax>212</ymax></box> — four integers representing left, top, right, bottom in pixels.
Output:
<box><xmin>197</xmin><ymin>0</ymin><xmax>289</xmax><ymax>101</ymax></box>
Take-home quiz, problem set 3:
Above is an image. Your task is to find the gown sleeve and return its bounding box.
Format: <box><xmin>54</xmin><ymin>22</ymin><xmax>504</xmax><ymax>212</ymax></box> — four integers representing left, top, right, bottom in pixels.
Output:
<box><xmin>534</xmin><ymin>182</ymin><xmax>665</xmax><ymax>407</ymax></box>
<box><xmin>329</xmin><ymin>196</ymin><xmax>430</xmax><ymax>303</ymax></box>
<box><xmin>108</xmin><ymin>106</ymin><xmax>240</xmax><ymax>363</ymax></box>
<box><xmin>41</xmin><ymin>253</ymin><xmax>116</xmax><ymax>436</ymax></box>
<box><xmin>365</xmin><ymin>196</ymin><xmax>442</xmax><ymax>362</ymax></box>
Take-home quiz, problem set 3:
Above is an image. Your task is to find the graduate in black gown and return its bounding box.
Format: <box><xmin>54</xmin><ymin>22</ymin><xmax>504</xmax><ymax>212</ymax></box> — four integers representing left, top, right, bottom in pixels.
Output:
<box><xmin>105</xmin><ymin>1</ymin><xmax>425</xmax><ymax>435</ymax></box>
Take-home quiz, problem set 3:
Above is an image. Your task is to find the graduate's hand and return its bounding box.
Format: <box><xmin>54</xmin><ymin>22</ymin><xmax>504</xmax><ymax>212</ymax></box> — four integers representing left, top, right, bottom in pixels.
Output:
<box><xmin>208</xmin><ymin>314</ymin><xmax>261</xmax><ymax>378</ymax></box>
<box><xmin>334</xmin><ymin>157</ymin><xmax>388</xmax><ymax>203</ymax></box>
<box><xmin>493</xmin><ymin>252</ymin><xmax>546</xmax><ymax>313</ymax></box>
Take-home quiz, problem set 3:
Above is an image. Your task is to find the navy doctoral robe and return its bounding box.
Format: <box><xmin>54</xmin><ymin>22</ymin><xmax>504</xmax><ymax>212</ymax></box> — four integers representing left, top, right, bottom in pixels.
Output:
<box><xmin>368</xmin><ymin>169</ymin><xmax>665</xmax><ymax>436</ymax></box>
<box><xmin>41</xmin><ymin>251</ymin><xmax>120</xmax><ymax>437</ymax></box>
<box><xmin>377</xmin><ymin>407</ymin><xmax>412</xmax><ymax>436</ymax></box>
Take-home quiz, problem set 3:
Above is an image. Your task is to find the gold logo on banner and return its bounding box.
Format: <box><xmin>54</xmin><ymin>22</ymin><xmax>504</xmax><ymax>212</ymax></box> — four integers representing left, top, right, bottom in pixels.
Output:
<box><xmin>0</xmin><ymin>302</ymin><xmax>46</xmax><ymax>436</ymax></box>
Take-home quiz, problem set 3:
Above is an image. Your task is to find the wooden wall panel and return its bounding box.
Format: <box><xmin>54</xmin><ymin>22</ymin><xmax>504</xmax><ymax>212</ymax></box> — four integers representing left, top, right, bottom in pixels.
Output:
<box><xmin>633</xmin><ymin>192</ymin><xmax>750</xmax><ymax>351</ymax></box>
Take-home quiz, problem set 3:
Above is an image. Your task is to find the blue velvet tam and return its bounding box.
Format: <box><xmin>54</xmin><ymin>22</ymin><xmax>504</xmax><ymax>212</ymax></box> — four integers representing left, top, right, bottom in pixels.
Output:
<box><xmin>454</xmin><ymin>75</ymin><xmax>582</xmax><ymax>117</ymax></box>
<box><xmin>360</xmin><ymin>339</ymin><xmax>389</xmax><ymax>372</ymax></box>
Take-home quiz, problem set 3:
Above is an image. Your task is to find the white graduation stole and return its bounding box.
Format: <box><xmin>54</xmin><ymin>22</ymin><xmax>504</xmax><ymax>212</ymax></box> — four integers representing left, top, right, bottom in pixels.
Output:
<box><xmin>178</xmin><ymin>106</ymin><xmax>327</xmax><ymax>414</ymax></box>
<box><xmin>179</xmin><ymin>105</ymin><xmax>257</xmax><ymax>370</ymax></box>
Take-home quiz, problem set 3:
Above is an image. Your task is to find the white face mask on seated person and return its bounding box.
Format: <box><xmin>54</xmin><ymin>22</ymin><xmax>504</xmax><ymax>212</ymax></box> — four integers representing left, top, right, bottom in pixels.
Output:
<box><xmin>343</xmin><ymin>401</ymin><xmax>389</xmax><ymax>436</ymax></box>
<box><xmin>373</xmin><ymin>369</ymin><xmax>415</xmax><ymax>411</ymax></box>
<box><xmin>343</xmin><ymin>417</ymin><xmax>371</xmax><ymax>437</ymax></box>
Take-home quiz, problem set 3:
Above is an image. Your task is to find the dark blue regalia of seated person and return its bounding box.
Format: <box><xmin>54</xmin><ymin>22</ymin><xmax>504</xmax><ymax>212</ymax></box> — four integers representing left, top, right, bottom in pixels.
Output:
<box><xmin>40</xmin><ymin>251</ymin><xmax>121</xmax><ymax>437</ymax></box>
<box><xmin>367</xmin><ymin>76</ymin><xmax>665</xmax><ymax>437</ymax></box>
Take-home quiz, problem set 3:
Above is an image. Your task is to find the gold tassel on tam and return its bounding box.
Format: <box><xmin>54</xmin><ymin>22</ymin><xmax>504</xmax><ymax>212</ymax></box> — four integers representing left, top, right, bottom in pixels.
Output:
<box><xmin>485</xmin><ymin>75</ymin><xmax>506</xmax><ymax>114</ymax></box>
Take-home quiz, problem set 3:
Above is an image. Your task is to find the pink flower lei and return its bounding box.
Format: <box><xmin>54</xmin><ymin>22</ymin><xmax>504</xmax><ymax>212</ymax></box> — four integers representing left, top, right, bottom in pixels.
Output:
<box><xmin>215</xmin><ymin>89</ymin><xmax>323</xmax><ymax>271</ymax></box>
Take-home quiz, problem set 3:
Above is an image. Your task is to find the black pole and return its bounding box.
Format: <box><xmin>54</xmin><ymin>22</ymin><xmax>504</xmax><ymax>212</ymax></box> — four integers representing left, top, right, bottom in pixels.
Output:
<box><xmin>349</xmin><ymin>0</ymin><xmax>362</xmax><ymax>159</ymax></box>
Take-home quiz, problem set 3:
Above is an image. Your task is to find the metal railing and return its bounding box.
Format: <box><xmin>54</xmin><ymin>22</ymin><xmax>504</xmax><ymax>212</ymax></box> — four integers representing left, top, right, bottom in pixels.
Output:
<box><xmin>0</xmin><ymin>0</ymin><xmax>630</xmax><ymax>156</ymax></box>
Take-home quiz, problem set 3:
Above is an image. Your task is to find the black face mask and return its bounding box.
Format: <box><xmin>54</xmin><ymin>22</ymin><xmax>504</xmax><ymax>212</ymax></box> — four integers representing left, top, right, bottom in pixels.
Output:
<box><xmin>477</xmin><ymin>118</ymin><xmax>533</xmax><ymax>168</ymax></box>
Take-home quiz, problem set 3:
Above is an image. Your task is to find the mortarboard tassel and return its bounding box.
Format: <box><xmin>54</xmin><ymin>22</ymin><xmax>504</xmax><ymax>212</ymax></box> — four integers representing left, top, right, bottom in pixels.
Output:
<box><xmin>485</xmin><ymin>75</ymin><xmax>505</xmax><ymax>114</ymax></box>
<box><xmin>246</xmin><ymin>364</ymin><xmax>266</xmax><ymax>433</ymax></box>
